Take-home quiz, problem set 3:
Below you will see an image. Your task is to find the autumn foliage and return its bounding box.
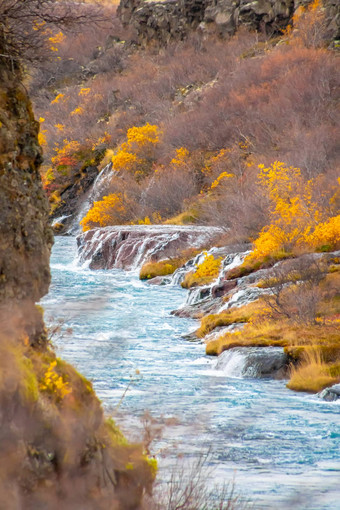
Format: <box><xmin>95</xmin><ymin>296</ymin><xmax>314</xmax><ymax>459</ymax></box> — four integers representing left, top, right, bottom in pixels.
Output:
<box><xmin>80</xmin><ymin>193</ymin><xmax>128</xmax><ymax>231</ymax></box>
<box><xmin>182</xmin><ymin>252</ymin><xmax>222</xmax><ymax>288</ymax></box>
<box><xmin>28</xmin><ymin>0</ymin><xmax>339</xmax><ymax>242</ymax></box>
<box><xmin>112</xmin><ymin>123</ymin><xmax>161</xmax><ymax>180</ymax></box>
<box><xmin>245</xmin><ymin>162</ymin><xmax>340</xmax><ymax>263</ymax></box>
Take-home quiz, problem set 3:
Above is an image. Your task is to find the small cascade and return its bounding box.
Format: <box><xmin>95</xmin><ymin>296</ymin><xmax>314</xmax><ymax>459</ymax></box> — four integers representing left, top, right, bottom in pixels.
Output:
<box><xmin>217</xmin><ymin>251</ymin><xmax>250</xmax><ymax>282</ymax></box>
<box><xmin>132</xmin><ymin>230</ymin><xmax>181</xmax><ymax>270</ymax></box>
<box><xmin>214</xmin><ymin>348</ymin><xmax>248</xmax><ymax>377</ymax></box>
<box><xmin>175</xmin><ymin>250</ymin><xmax>250</xmax><ymax>307</ymax></box>
<box><xmin>77</xmin><ymin>225</ymin><xmax>222</xmax><ymax>270</ymax></box>
<box><xmin>186</xmin><ymin>286</ymin><xmax>211</xmax><ymax>305</ymax></box>
<box><xmin>52</xmin><ymin>214</ymin><xmax>71</xmax><ymax>227</ymax></box>
<box><xmin>214</xmin><ymin>347</ymin><xmax>288</xmax><ymax>379</ymax></box>
<box><xmin>218</xmin><ymin>286</ymin><xmax>270</xmax><ymax>312</ymax></box>
<box><xmin>91</xmin><ymin>162</ymin><xmax>115</xmax><ymax>199</ymax></box>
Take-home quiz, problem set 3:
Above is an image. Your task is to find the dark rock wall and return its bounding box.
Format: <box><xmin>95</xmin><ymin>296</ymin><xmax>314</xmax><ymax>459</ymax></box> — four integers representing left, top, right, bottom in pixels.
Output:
<box><xmin>0</xmin><ymin>60</ymin><xmax>53</xmax><ymax>343</ymax></box>
<box><xmin>118</xmin><ymin>0</ymin><xmax>339</xmax><ymax>45</ymax></box>
<box><xmin>0</xmin><ymin>66</ymin><xmax>53</xmax><ymax>304</ymax></box>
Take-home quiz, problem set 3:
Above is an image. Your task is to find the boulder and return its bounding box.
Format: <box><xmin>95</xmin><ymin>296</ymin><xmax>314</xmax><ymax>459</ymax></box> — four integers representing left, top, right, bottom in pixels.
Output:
<box><xmin>215</xmin><ymin>346</ymin><xmax>289</xmax><ymax>378</ymax></box>
<box><xmin>318</xmin><ymin>384</ymin><xmax>340</xmax><ymax>402</ymax></box>
<box><xmin>211</xmin><ymin>279</ymin><xmax>237</xmax><ymax>298</ymax></box>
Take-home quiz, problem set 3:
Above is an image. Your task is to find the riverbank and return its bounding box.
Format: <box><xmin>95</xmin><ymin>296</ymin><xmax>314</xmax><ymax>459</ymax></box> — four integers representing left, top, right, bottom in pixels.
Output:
<box><xmin>76</xmin><ymin>226</ymin><xmax>340</xmax><ymax>397</ymax></box>
<box><xmin>43</xmin><ymin>236</ymin><xmax>340</xmax><ymax>509</ymax></box>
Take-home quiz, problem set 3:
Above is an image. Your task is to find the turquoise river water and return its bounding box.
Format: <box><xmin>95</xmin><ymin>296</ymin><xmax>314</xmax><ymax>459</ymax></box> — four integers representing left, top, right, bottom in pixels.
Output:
<box><xmin>42</xmin><ymin>237</ymin><xmax>340</xmax><ymax>509</ymax></box>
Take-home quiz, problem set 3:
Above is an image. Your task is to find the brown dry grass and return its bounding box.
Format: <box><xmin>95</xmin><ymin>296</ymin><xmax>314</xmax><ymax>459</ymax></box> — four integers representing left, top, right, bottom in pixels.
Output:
<box><xmin>197</xmin><ymin>301</ymin><xmax>262</xmax><ymax>338</ymax></box>
<box><xmin>206</xmin><ymin>317</ymin><xmax>340</xmax><ymax>354</ymax></box>
<box><xmin>139</xmin><ymin>258</ymin><xmax>185</xmax><ymax>280</ymax></box>
<box><xmin>287</xmin><ymin>347</ymin><xmax>340</xmax><ymax>393</ymax></box>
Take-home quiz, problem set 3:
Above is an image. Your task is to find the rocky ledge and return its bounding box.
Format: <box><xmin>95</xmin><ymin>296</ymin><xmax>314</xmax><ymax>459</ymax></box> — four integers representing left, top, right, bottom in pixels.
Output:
<box><xmin>77</xmin><ymin>225</ymin><xmax>222</xmax><ymax>270</ymax></box>
<box><xmin>118</xmin><ymin>0</ymin><xmax>340</xmax><ymax>46</ymax></box>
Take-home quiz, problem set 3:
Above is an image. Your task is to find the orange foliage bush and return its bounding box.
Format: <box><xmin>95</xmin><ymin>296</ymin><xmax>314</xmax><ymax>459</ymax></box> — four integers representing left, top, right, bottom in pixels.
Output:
<box><xmin>182</xmin><ymin>252</ymin><xmax>222</xmax><ymax>288</ymax></box>
<box><xmin>246</xmin><ymin>162</ymin><xmax>340</xmax><ymax>262</ymax></box>
<box><xmin>112</xmin><ymin>123</ymin><xmax>162</xmax><ymax>180</ymax></box>
<box><xmin>80</xmin><ymin>194</ymin><xmax>128</xmax><ymax>231</ymax></box>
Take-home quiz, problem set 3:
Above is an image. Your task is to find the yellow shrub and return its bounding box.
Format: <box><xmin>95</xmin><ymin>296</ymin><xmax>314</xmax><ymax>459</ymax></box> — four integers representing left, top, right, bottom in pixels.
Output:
<box><xmin>112</xmin><ymin>150</ymin><xmax>140</xmax><ymax>173</ymax></box>
<box><xmin>111</xmin><ymin>123</ymin><xmax>162</xmax><ymax>180</ymax></box>
<box><xmin>210</xmin><ymin>171</ymin><xmax>234</xmax><ymax>191</ymax></box>
<box><xmin>304</xmin><ymin>214</ymin><xmax>340</xmax><ymax>250</ymax></box>
<box><xmin>39</xmin><ymin>360</ymin><xmax>71</xmax><ymax>401</ymax></box>
<box><xmin>138</xmin><ymin>216</ymin><xmax>151</xmax><ymax>225</ymax></box>
<box><xmin>196</xmin><ymin>252</ymin><xmax>222</xmax><ymax>278</ymax></box>
<box><xmin>246</xmin><ymin>162</ymin><xmax>340</xmax><ymax>263</ymax></box>
<box><xmin>182</xmin><ymin>252</ymin><xmax>222</xmax><ymax>288</ymax></box>
<box><xmin>51</xmin><ymin>93</ymin><xmax>65</xmax><ymax>104</ymax></box>
<box><xmin>71</xmin><ymin>106</ymin><xmax>84</xmax><ymax>116</ymax></box>
<box><xmin>80</xmin><ymin>193</ymin><xmax>126</xmax><ymax>231</ymax></box>
<box><xmin>127</xmin><ymin>123</ymin><xmax>160</xmax><ymax>149</ymax></box>
<box><xmin>170</xmin><ymin>147</ymin><xmax>189</xmax><ymax>167</ymax></box>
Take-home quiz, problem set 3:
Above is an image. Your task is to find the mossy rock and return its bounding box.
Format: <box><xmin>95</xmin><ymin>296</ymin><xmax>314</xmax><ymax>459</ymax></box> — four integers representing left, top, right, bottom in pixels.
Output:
<box><xmin>140</xmin><ymin>258</ymin><xmax>184</xmax><ymax>280</ymax></box>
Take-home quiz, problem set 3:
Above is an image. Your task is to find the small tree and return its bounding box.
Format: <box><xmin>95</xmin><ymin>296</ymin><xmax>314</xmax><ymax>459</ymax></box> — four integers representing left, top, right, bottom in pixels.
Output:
<box><xmin>245</xmin><ymin>162</ymin><xmax>340</xmax><ymax>263</ymax></box>
<box><xmin>262</xmin><ymin>256</ymin><xmax>328</xmax><ymax>325</ymax></box>
<box><xmin>0</xmin><ymin>0</ymin><xmax>103</xmax><ymax>68</ymax></box>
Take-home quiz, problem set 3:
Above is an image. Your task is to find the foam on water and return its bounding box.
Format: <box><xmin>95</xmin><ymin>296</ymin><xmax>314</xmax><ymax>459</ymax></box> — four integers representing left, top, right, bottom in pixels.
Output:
<box><xmin>42</xmin><ymin>237</ymin><xmax>340</xmax><ymax>510</ymax></box>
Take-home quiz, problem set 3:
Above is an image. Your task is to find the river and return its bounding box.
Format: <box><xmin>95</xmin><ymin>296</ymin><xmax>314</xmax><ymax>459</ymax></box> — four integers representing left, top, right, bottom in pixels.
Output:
<box><xmin>42</xmin><ymin>236</ymin><xmax>340</xmax><ymax>510</ymax></box>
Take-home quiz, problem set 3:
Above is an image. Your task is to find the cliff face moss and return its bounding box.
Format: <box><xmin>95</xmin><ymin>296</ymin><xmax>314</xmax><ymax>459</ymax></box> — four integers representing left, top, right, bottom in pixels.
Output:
<box><xmin>0</xmin><ymin>58</ymin><xmax>154</xmax><ymax>508</ymax></box>
<box><xmin>0</xmin><ymin>60</ymin><xmax>53</xmax><ymax>345</ymax></box>
<box><xmin>0</xmin><ymin>68</ymin><xmax>53</xmax><ymax>304</ymax></box>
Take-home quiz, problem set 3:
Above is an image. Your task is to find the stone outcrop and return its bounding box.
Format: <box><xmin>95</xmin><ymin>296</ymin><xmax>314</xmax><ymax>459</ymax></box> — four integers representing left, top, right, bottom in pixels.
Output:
<box><xmin>215</xmin><ymin>346</ymin><xmax>289</xmax><ymax>378</ymax></box>
<box><xmin>118</xmin><ymin>0</ymin><xmax>339</xmax><ymax>45</ymax></box>
<box><xmin>51</xmin><ymin>165</ymin><xmax>99</xmax><ymax>234</ymax></box>
<box><xmin>318</xmin><ymin>383</ymin><xmax>340</xmax><ymax>401</ymax></box>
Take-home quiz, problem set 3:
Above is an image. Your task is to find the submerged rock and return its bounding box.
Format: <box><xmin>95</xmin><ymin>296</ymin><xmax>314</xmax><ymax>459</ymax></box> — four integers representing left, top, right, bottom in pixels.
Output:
<box><xmin>172</xmin><ymin>295</ymin><xmax>222</xmax><ymax>318</ymax></box>
<box><xmin>215</xmin><ymin>346</ymin><xmax>289</xmax><ymax>379</ymax></box>
<box><xmin>146</xmin><ymin>275</ymin><xmax>171</xmax><ymax>285</ymax></box>
<box><xmin>318</xmin><ymin>384</ymin><xmax>340</xmax><ymax>402</ymax></box>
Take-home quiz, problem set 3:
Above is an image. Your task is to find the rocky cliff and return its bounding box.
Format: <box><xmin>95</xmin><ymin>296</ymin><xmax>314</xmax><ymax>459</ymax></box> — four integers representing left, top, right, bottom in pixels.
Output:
<box><xmin>118</xmin><ymin>0</ymin><xmax>339</xmax><ymax>45</ymax></box>
<box><xmin>0</xmin><ymin>57</ymin><xmax>153</xmax><ymax>509</ymax></box>
<box><xmin>0</xmin><ymin>59</ymin><xmax>53</xmax><ymax>344</ymax></box>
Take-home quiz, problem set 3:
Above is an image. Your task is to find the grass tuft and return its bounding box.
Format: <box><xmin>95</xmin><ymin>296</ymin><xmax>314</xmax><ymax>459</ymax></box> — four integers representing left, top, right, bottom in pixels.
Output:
<box><xmin>287</xmin><ymin>348</ymin><xmax>339</xmax><ymax>392</ymax></box>
<box><xmin>140</xmin><ymin>258</ymin><xmax>185</xmax><ymax>280</ymax></box>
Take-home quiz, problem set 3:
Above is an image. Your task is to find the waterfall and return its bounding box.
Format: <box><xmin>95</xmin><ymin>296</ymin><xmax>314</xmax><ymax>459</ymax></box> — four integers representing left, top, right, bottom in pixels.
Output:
<box><xmin>77</xmin><ymin>225</ymin><xmax>223</xmax><ymax>270</ymax></box>
<box><xmin>218</xmin><ymin>286</ymin><xmax>270</xmax><ymax>312</ymax></box>
<box><xmin>214</xmin><ymin>348</ymin><xmax>248</xmax><ymax>377</ymax></box>
<box><xmin>170</xmin><ymin>246</ymin><xmax>223</xmax><ymax>287</ymax></box>
<box><xmin>217</xmin><ymin>251</ymin><xmax>250</xmax><ymax>281</ymax></box>
<box><xmin>68</xmin><ymin>162</ymin><xmax>115</xmax><ymax>234</ymax></box>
